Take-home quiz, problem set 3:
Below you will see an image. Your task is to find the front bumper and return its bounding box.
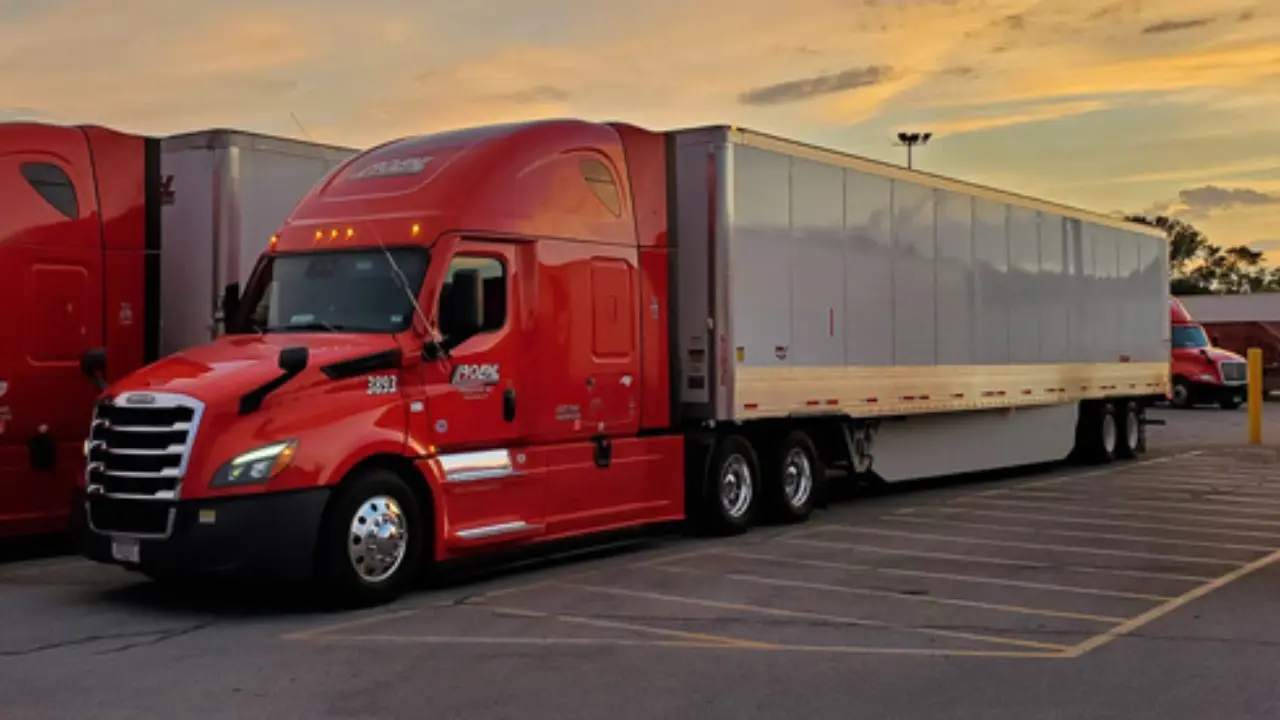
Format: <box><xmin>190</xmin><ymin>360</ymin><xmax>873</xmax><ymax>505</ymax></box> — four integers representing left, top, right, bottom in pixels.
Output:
<box><xmin>74</xmin><ymin>488</ymin><xmax>330</xmax><ymax>583</ymax></box>
<box><xmin>1186</xmin><ymin>380</ymin><xmax>1246</xmax><ymax>406</ymax></box>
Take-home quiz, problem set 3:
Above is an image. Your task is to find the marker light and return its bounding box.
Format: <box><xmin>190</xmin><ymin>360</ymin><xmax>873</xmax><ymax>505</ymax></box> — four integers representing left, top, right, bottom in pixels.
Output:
<box><xmin>314</xmin><ymin>230</ymin><xmax>323</xmax><ymax>242</ymax></box>
<box><xmin>411</xmin><ymin>223</ymin><xmax>421</xmax><ymax>237</ymax></box>
<box><xmin>269</xmin><ymin>234</ymin><xmax>279</xmax><ymax>250</ymax></box>
<box><xmin>330</xmin><ymin>228</ymin><xmax>339</xmax><ymax>241</ymax></box>
<box><xmin>346</xmin><ymin>227</ymin><xmax>355</xmax><ymax>239</ymax></box>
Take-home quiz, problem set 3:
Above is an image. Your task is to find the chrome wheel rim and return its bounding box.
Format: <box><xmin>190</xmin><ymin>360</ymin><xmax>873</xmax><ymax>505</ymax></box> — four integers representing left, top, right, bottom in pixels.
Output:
<box><xmin>348</xmin><ymin>495</ymin><xmax>408</xmax><ymax>583</ymax></box>
<box><xmin>720</xmin><ymin>454</ymin><xmax>754</xmax><ymax>519</ymax></box>
<box><xmin>782</xmin><ymin>447</ymin><xmax>813</xmax><ymax>508</ymax></box>
<box><xmin>1126</xmin><ymin>410</ymin><xmax>1140</xmax><ymax>450</ymax></box>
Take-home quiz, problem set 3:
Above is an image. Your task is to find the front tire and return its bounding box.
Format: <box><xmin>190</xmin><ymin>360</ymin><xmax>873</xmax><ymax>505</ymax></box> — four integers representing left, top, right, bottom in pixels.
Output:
<box><xmin>315</xmin><ymin>468</ymin><xmax>425</xmax><ymax>608</ymax></box>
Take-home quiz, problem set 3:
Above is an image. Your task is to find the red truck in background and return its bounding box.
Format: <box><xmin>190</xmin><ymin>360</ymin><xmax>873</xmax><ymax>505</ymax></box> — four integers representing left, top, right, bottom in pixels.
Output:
<box><xmin>1175</xmin><ymin>292</ymin><xmax>1280</xmax><ymax>396</ymax></box>
<box><xmin>75</xmin><ymin>119</ymin><xmax>1170</xmax><ymax>606</ymax></box>
<box><xmin>0</xmin><ymin>122</ymin><xmax>353</xmax><ymax>539</ymax></box>
<box><xmin>1168</xmin><ymin>297</ymin><xmax>1248</xmax><ymax>409</ymax></box>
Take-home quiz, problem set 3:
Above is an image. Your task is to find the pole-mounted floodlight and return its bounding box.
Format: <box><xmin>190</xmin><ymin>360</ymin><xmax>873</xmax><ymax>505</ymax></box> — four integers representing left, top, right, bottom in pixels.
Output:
<box><xmin>894</xmin><ymin>131</ymin><xmax>933</xmax><ymax>169</ymax></box>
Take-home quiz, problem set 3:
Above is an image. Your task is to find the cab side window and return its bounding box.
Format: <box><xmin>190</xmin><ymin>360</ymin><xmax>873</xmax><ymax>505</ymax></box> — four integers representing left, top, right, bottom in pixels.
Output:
<box><xmin>437</xmin><ymin>255</ymin><xmax>506</xmax><ymax>348</ymax></box>
<box><xmin>20</xmin><ymin>162</ymin><xmax>79</xmax><ymax>219</ymax></box>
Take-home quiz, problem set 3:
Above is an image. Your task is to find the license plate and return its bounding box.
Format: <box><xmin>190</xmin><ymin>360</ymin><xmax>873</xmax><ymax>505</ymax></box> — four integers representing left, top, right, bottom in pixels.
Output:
<box><xmin>110</xmin><ymin>537</ymin><xmax>140</xmax><ymax>564</ymax></box>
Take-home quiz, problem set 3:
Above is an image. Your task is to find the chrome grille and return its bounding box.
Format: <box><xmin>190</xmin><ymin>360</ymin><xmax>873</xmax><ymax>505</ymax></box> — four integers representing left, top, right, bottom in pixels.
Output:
<box><xmin>1220</xmin><ymin>360</ymin><xmax>1247</xmax><ymax>384</ymax></box>
<box><xmin>86</xmin><ymin>391</ymin><xmax>204</xmax><ymax>501</ymax></box>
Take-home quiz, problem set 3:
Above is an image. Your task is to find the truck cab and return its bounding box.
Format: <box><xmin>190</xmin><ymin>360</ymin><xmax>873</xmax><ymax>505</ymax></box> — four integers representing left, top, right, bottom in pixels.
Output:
<box><xmin>1169</xmin><ymin>297</ymin><xmax>1247</xmax><ymax>409</ymax></box>
<box><xmin>76</xmin><ymin>120</ymin><xmax>685</xmax><ymax>605</ymax></box>
<box><xmin>0</xmin><ymin>122</ymin><xmax>153</xmax><ymax>538</ymax></box>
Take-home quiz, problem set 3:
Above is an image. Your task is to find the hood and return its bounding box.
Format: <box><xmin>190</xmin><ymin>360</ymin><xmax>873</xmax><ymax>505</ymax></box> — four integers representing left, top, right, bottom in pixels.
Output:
<box><xmin>108</xmin><ymin>333</ymin><xmax>401</xmax><ymax>403</ymax></box>
<box><xmin>1174</xmin><ymin>345</ymin><xmax>1245</xmax><ymax>364</ymax></box>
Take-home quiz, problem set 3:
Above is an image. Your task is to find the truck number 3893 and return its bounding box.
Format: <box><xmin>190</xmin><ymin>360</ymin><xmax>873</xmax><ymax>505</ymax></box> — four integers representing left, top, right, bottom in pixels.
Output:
<box><xmin>367</xmin><ymin>375</ymin><xmax>398</xmax><ymax>396</ymax></box>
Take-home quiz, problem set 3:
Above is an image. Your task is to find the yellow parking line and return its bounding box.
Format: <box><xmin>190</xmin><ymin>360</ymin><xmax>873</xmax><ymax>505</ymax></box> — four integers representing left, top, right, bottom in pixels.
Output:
<box><xmin>560</xmin><ymin>582</ymin><xmax>1074</xmax><ymax>652</ymax></box>
<box><xmin>713</xmin><ymin>549</ymin><xmax>1173</xmax><ymax>601</ymax></box>
<box><xmin>485</xmin><ymin>604</ymin><xmax>776</xmax><ymax>649</ymax></box>
<box><xmin>315</xmin><ymin>634</ymin><xmax>723</xmax><ymax>649</ymax></box>
<box><xmin>1065</xmin><ymin>547</ymin><xmax>1280</xmax><ymax>657</ymax></box>
<box><xmin>954</xmin><ymin>497</ymin><xmax>1280</xmax><ymax>533</ymax></box>
<box><xmin>283</xmin><ymin>609</ymin><xmax>420</xmax><ymax>641</ymax></box>
<box><xmin>887</xmin><ymin>514</ymin><xmax>1271</xmax><ymax>554</ymax></box>
<box><xmin>783</xmin><ymin>537</ymin><xmax>1215</xmax><ymax>582</ymax></box>
<box><xmin>711</xmin><ymin>572</ymin><xmax>1127</xmax><ymax>623</ymax></box>
<box><xmin>1004</xmin><ymin>490</ymin><xmax>1280</xmax><ymax>517</ymax></box>
<box><xmin>815</xmin><ymin>525</ymin><xmax>1243</xmax><ymax>566</ymax></box>
<box><xmin>909</xmin><ymin>507</ymin><xmax>1280</xmax><ymax>547</ymax></box>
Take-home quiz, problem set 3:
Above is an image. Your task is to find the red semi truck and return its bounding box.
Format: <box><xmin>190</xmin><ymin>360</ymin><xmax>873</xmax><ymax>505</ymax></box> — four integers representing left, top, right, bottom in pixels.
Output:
<box><xmin>76</xmin><ymin>119</ymin><xmax>1171</xmax><ymax>606</ymax></box>
<box><xmin>1168</xmin><ymin>297</ymin><xmax>1248</xmax><ymax>408</ymax></box>
<box><xmin>0</xmin><ymin>122</ymin><xmax>353</xmax><ymax>538</ymax></box>
<box><xmin>1174</xmin><ymin>293</ymin><xmax>1280</xmax><ymax>396</ymax></box>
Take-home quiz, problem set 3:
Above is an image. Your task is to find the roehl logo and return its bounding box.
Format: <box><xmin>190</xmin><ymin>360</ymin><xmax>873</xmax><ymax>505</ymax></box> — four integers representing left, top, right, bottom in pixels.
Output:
<box><xmin>451</xmin><ymin>363</ymin><xmax>500</xmax><ymax>385</ymax></box>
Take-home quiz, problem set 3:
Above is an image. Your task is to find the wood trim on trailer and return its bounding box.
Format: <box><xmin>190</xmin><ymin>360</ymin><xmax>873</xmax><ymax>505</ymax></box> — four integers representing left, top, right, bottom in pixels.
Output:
<box><xmin>733</xmin><ymin>362</ymin><xmax>1169</xmax><ymax>419</ymax></box>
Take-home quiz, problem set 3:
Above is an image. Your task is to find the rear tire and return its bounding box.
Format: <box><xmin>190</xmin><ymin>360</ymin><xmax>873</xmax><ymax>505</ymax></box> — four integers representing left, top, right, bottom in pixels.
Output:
<box><xmin>315</xmin><ymin>467</ymin><xmax>425</xmax><ymax>608</ymax></box>
<box><xmin>762</xmin><ymin>430</ymin><xmax>821</xmax><ymax>524</ymax></box>
<box><xmin>1116</xmin><ymin>401</ymin><xmax>1143</xmax><ymax>459</ymax></box>
<box><xmin>1075</xmin><ymin>401</ymin><xmax>1118</xmax><ymax>464</ymax></box>
<box><xmin>697</xmin><ymin>434</ymin><xmax>760</xmax><ymax>536</ymax></box>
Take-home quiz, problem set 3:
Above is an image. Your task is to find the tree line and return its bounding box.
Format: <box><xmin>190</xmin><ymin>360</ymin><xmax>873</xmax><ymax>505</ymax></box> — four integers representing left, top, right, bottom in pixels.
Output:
<box><xmin>1125</xmin><ymin>214</ymin><xmax>1279</xmax><ymax>295</ymax></box>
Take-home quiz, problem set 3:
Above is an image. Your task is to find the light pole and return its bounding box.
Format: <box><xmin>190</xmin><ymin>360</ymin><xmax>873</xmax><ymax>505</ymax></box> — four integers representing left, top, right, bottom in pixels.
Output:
<box><xmin>895</xmin><ymin>131</ymin><xmax>932</xmax><ymax>169</ymax></box>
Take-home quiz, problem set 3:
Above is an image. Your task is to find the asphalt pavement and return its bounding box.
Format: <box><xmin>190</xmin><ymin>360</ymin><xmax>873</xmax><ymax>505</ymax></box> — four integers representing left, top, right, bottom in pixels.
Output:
<box><xmin>2</xmin><ymin>404</ymin><xmax>1279</xmax><ymax>720</ymax></box>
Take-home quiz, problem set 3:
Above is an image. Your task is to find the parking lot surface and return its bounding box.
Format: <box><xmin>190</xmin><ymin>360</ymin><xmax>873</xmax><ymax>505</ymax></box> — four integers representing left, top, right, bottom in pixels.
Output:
<box><xmin>3</xmin><ymin>406</ymin><xmax>1280</xmax><ymax>719</ymax></box>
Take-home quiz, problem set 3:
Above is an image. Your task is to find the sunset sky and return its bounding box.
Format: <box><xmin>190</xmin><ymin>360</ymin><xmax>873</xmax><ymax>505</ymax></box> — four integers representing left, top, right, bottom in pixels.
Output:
<box><xmin>3</xmin><ymin>0</ymin><xmax>1276</xmax><ymax>256</ymax></box>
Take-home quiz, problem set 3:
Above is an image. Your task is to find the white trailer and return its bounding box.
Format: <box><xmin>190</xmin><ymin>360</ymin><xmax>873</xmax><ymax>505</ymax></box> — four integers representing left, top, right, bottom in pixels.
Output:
<box><xmin>157</xmin><ymin>130</ymin><xmax>357</xmax><ymax>357</ymax></box>
<box><xmin>669</xmin><ymin>126</ymin><xmax>1169</xmax><ymax>507</ymax></box>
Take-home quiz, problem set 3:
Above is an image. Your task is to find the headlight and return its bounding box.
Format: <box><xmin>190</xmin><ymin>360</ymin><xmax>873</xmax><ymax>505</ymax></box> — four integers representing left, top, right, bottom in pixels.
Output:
<box><xmin>210</xmin><ymin>440</ymin><xmax>298</xmax><ymax>488</ymax></box>
<box><xmin>1194</xmin><ymin>372</ymin><xmax>1217</xmax><ymax>383</ymax></box>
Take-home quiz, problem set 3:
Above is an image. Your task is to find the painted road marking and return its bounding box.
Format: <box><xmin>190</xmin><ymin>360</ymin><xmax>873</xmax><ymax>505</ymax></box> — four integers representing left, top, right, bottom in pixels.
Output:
<box><xmin>781</xmin><ymin>537</ymin><xmax>1216</xmax><ymax>582</ymax></box>
<box><xmin>811</xmin><ymin>525</ymin><xmax>1245</xmax><ymax>566</ymax></box>
<box><xmin>557</xmin><ymin>582</ymin><xmax>1074</xmax><ymax>652</ymax></box>
<box><xmin>710</xmin><ymin>549</ymin><xmax>1175</xmax><ymax>601</ymax></box>
<box><xmin>1000</xmin><ymin>490</ymin><xmax>1280</xmax><ymax>517</ymax></box>
<box><xmin>287</xmin><ymin>447</ymin><xmax>1280</xmax><ymax>660</ymax></box>
<box><xmin>952</xmin><ymin>497</ymin><xmax>1280</xmax><ymax>531</ymax></box>
<box><xmin>1064</xmin><ymin>547</ymin><xmax>1280</xmax><ymax>657</ymax></box>
<box><xmin>884</xmin><ymin>514</ymin><xmax>1275</xmax><ymax>553</ymax></box>
<box><xmin>904</xmin><ymin>507</ymin><xmax>1280</xmax><ymax>545</ymax></box>
<box><xmin>657</xmin><ymin>567</ymin><xmax>1128</xmax><ymax>623</ymax></box>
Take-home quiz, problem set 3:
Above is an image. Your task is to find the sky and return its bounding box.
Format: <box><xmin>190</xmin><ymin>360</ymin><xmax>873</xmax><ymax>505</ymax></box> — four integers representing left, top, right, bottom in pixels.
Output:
<box><xmin>2</xmin><ymin>0</ymin><xmax>1277</xmax><ymax>256</ymax></box>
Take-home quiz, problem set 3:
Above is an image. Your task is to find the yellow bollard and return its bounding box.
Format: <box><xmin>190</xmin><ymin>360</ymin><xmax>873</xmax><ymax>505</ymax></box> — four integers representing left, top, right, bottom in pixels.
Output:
<box><xmin>1248</xmin><ymin>347</ymin><xmax>1263</xmax><ymax>444</ymax></box>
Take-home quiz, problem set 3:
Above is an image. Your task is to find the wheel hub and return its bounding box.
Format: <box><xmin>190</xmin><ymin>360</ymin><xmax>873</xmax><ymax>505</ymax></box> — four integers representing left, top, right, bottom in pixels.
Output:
<box><xmin>782</xmin><ymin>448</ymin><xmax>813</xmax><ymax>508</ymax></box>
<box><xmin>720</xmin><ymin>454</ymin><xmax>753</xmax><ymax>518</ymax></box>
<box><xmin>1102</xmin><ymin>412</ymin><xmax>1117</xmax><ymax>453</ymax></box>
<box><xmin>1126</xmin><ymin>410</ymin><xmax>1140</xmax><ymax>449</ymax></box>
<box><xmin>348</xmin><ymin>495</ymin><xmax>408</xmax><ymax>583</ymax></box>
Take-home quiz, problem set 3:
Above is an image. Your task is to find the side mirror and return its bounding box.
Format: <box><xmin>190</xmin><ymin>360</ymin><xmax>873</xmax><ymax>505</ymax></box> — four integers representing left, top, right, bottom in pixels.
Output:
<box><xmin>278</xmin><ymin>346</ymin><xmax>309</xmax><ymax>374</ymax></box>
<box><xmin>219</xmin><ymin>282</ymin><xmax>241</xmax><ymax>332</ymax></box>
<box><xmin>79</xmin><ymin>348</ymin><xmax>108</xmax><ymax>391</ymax></box>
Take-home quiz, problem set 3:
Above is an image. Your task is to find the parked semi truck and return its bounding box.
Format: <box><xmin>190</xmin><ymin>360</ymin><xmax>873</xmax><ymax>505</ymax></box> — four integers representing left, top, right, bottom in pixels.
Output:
<box><xmin>1168</xmin><ymin>297</ymin><xmax>1248</xmax><ymax>408</ymax></box>
<box><xmin>75</xmin><ymin>120</ymin><xmax>1171</xmax><ymax>605</ymax></box>
<box><xmin>1175</xmin><ymin>292</ymin><xmax>1280</xmax><ymax>397</ymax></box>
<box><xmin>0</xmin><ymin>122</ymin><xmax>354</xmax><ymax>538</ymax></box>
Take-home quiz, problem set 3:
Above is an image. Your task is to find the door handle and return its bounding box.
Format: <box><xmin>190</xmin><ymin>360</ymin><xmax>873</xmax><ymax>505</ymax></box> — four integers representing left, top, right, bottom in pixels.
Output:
<box><xmin>503</xmin><ymin>388</ymin><xmax>516</xmax><ymax>422</ymax></box>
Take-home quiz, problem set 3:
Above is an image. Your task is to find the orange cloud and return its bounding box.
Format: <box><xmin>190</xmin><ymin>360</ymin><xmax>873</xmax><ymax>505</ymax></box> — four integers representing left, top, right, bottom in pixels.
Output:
<box><xmin>921</xmin><ymin>100</ymin><xmax>1108</xmax><ymax>136</ymax></box>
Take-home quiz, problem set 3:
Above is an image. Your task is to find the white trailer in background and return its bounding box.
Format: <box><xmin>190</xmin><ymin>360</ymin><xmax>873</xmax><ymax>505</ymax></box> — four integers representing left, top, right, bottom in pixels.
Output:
<box><xmin>158</xmin><ymin>130</ymin><xmax>357</xmax><ymax>357</ymax></box>
<box><xmin>670</xmin><ymin>126</ymin><xmax>1170</xmax><ymax>494</ymax></box>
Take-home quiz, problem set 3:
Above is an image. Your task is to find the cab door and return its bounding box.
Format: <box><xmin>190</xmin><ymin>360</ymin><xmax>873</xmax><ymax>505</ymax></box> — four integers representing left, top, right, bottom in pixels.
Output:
<box><xmin>419</xmin><ymin>238</ymin><xmax>544</xmax><ymax>547</ymax></box>
<box><xmin>0</xmin><ymin>126</ymin><xmax>104</xmax><ymax>534</ymax></box>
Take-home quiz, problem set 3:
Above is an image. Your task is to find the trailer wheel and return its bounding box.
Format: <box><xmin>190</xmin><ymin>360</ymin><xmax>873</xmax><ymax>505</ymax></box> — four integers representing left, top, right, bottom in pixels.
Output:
<box><xmin>1075</xmin><ymin>401</ymin><xmax>1118</xmax><ymax>464</ymax></box>
<box><xmin>763</xmin><ymin>430</ymin><xmax>822</xmax><ymax>524</ymax></box>
<box><xmin>315</xmin><ymin>467</ymin><xmax>425</xmax><ymax>607</ymax></box>
<box><xmin>1116</xmin><ymin>401</ymin><xmax>1144</xmax><ymax>459</ymax></box>
<box><xmin>699</xmin><ymin>434</ymin><xmax>760</xmax><ymax>535</ymax></box>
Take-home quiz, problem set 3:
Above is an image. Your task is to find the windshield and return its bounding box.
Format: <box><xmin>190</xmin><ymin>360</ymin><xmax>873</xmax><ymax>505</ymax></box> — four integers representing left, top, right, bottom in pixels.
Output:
<box><xmin>1172</xmin><ymin>324</ymin><xmax>1210</xmax><ymax>349</ymax></box>
<box><xmin>235</xmin><ymin>248</ymin><xmax>428</xmax><ymax>334</ymax></box>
